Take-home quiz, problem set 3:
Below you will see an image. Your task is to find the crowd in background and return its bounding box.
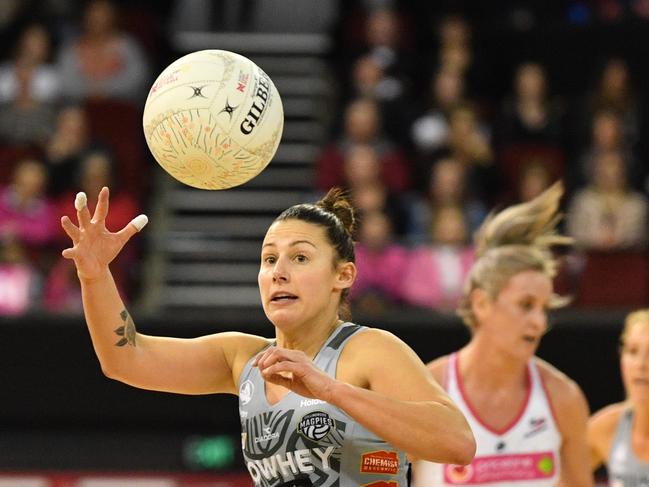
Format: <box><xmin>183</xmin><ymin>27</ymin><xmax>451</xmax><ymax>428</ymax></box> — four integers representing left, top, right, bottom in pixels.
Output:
<box><xmin>329</xmin><ymin>2</ymin><xmax>649</xmax><ymax>314</ymax></box>
<box><xmin>0</xmin><ymin>0</ymin><xmax>647</xmax><ymax>316</ymax></box>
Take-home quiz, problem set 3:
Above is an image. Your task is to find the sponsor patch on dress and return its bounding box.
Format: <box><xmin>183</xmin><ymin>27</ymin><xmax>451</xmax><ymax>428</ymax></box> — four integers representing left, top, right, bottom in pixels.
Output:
<box><xmin>297</xmin><ymin>411</ymin><xmax>335</xmax><ymax>441</ymax></box>
<box><xmin>444</xmin><ymin>451</ymin><xmax>556</xmax><ymax>484</ymax></box>
<box><xmin>360</xmin><ymin>450</ymin><xmax>399</xmax><ymax>475</ymax></box>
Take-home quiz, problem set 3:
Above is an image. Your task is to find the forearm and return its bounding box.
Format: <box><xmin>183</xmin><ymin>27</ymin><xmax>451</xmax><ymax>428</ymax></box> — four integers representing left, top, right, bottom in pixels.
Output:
<box><xmin>80</xmin><ymin>268</ymin><xmax>137</xmax><ymax>377</ymax></box>
<box><xmin>328</xmin><ymin>381</ymin><xmax>475</xmax><ymax>465</ymax></box>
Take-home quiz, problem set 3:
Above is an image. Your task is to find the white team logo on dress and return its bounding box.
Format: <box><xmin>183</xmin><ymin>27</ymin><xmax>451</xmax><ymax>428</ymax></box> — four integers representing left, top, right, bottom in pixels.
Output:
<box><xmin>239</xmin><ymin>380</ymin><xmax>254</xmax><ymax>405</ymax></box>
<box><xmin>297</xmin><ymin>411</ymin><xmax>335</xmax><ymax>441</ymax></box>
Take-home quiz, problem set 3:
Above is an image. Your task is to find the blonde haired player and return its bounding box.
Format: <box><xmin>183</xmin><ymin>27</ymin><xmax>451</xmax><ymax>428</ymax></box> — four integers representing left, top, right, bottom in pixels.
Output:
<box><xmin>60</xmin><ymin>186</ymin><xmax>475</xmax><ymax>486</ymax></box>
<box><xmin>414</xmin><ymin>182</ymin><xmax>593</xmax><ymax>486</ymax></box>
<box><xmin>589</xmin><ymin>309</ymin><xmax>649</xmax><ymax>486</ymax></box>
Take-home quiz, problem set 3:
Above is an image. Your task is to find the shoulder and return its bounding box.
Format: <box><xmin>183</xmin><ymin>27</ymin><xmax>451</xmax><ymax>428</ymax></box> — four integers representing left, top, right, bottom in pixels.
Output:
<box><xmin>344</xmin><ymin>326</ymin><xmax>412</xmax><ymax>355</ymax></box>
<box><xmin>589</xmin><ymin>402</ymin><xmax>627</xmax><ymax>441</ymax></box>
<box><xmin>213</xmin><ymin>332</ymin><xmax>273</xmax><ymax>384</ymax></box>
<box><xmin>535</xmin><ymin>358</ymin><xmax>590</xmax><ymax>428</ymax></box>
<box><xmin>339</xmin><ymin>326</ymin><xmax>425</xmax><ymax>387</ymax></box>
<box><xmin>536</xmin><ymin>358</ymin><xmax>583</xmax><ymax>400</ymax></box>
<box><xmin>427</xmin><ymin>355</ymin><xmax>450</xmax><ymax>385</ymax></box>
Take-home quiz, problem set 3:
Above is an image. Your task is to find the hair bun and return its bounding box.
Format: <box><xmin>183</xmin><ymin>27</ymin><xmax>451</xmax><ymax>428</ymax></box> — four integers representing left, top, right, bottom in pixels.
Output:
<box><xmin>317</xmin><ymin>187</ymin><xmax>356</xmax><ymax>236</ymax></box>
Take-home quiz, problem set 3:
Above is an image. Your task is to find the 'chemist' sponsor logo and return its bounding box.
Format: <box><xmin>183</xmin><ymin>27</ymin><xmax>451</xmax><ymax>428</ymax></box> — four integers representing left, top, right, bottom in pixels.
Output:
<box><xmin>297</xmin><ymin>411</ymin><xmax>335</xmax><ymax>442</ymax></box>
<box><xmin>360</xmin><ymin>450</ymin><xmax>399</xmax><ymax>475</ymax></box>
<box><xmin>246</xmin><ymin>447</ymin><xmax>335</xmax><ymax>483</ymax></box>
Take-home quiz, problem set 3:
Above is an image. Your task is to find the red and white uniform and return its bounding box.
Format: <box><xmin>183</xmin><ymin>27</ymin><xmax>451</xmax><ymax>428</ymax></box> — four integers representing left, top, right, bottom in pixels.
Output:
<box><xmin>416</xmin><ymin>353</ymin><xmax>561</xmax><ymax>486</ymax></box>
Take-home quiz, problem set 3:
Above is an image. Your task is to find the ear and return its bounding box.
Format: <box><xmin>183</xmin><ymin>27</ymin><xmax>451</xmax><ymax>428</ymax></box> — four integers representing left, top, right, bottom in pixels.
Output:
<box><xmin>334</xmin><ymin>261</ymin><xmax>357</xmax><ymax>291</ymax></box>
<box><xmin>471</xmin><ymin>288</ymin><xmax>492</xmax><ymax>322</ymax></box>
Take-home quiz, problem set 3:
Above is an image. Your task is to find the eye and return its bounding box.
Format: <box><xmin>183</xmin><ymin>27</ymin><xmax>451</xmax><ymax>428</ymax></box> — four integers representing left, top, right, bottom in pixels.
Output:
<box><xmin>520</xmin><ymin>300</ymin><xmax>534</xmax><ymax>311</ymax></box>
<box><xmin>263</xmin><ymin>255</ymin><xmax>276</xmax><ymax>264</ymax></box>
<box><xmin>294</xmin><ymin>254</ymin><xmax>308</xmax><ymax>263</ymax></box>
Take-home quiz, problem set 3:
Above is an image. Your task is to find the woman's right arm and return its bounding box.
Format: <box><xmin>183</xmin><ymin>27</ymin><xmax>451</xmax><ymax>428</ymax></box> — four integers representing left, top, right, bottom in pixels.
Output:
<box><xmin>62</xmin><ymin>187</ymin><xmax>268</xmax><ymax>395</ymax></box>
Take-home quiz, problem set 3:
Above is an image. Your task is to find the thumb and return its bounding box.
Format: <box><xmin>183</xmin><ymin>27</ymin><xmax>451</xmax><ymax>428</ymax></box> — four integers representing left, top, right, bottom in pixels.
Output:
<box><xmin>116</xmin><ymin>214</ymin><xmax>148</xmax><ymax>242</ymax></box>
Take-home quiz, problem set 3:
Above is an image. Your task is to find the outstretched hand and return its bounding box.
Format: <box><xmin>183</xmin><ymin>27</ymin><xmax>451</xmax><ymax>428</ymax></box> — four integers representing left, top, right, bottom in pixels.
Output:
<box><xmin>61</xmin><ymin>186</ymin><xmax>148</xmax><ymax>281</ymax></box>
<box><xmin>254</xmin><ymin>346</ymin><xmax>337</xmax><ymax>402</ymax></box>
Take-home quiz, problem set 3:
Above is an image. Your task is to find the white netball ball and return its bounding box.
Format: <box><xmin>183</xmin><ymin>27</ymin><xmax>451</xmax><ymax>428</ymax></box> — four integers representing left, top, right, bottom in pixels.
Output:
<box><xmin>143</xmin><ymin>50</ymin><xmax>284</xmax><ymax>190</ymax></box>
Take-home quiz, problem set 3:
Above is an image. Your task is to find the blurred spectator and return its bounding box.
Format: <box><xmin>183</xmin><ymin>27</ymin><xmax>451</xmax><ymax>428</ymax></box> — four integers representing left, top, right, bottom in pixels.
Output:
<box><xmin>316</xmin><ymin>98</ymin><xmax>411</xmax><ymax>193</ymax></box>
<box><xmin>54</xmin><ymin>150</ymin><xmax>140</xmax><ymax>299</ymax></box>
<box><xmin>402</xmin><ymin>205</ymin><xmax>474</xmax><ymax>311</ymax></box>
<box><xmin>411</xmin><ymin>68</ymin><xmax>465</xmax><ymax>156</ymax></box>
<box><xmin>343</xmin><ymin>144</ymin><xmax>381</xmax><ymax>188</ymax></box>
<box><xmin>437</xmin><ymin>14</ymin><xmax>471</xmax><ymax>50</ymax></box>
<box><xmin>348</xmin><ymin>179</ymin><xmax>411</xmax><ymax>236</ymax></box>
<box><xmin>447</xmin><ymin>102</ymin><xmax>493</xmax><ymax>168</ymax></box>
<box><xmin>433</xmin><ymin>14</ymin><xmax>473</xmax><ymax>79</ymax></box>
<box><xmin>0</xmin><ymin>158</ymin><xmax>57</xmax><ymax>248</ymax></box>
<box><xmin>438</xmin><ymin>43</ymin><xmax>472</xmax><ymax>77</ymax></box>
<box><xmin>589</xmin><ymin>58</ymin><xmax>640</xmax><ymax>145</ymax></box>
<box><xmin>517</xmin><ymin>161</ymin><xmax>552</xmax><ymax>203</ymax></box>
<box><xmin>43</xmin><ymin>258</ymin><xmax>81</xmax><ymax>314</ymax></box>
<box><xmin>442</xmin><ymin>102</ymin><xmax>497</xmax><ymax>202</ymax></box>
<box><xmin>0</xmin><ymin>234</ymin><xmax>41</xmax><ymax>315</ymax></box>
<box><xmin>567</xmin><ymin>150</ymin><xmax>648</xmax><ymax>250</ymax></box>
<box><xmin>496</xmin><ymin>62</ymin><xmax>564</xmax><ymax>147</ymax></box>
<box><xmin>0</xmin><ymin>62</ymin><xmax>57</xmax><ymax>146</ymax></box>
<box><xmin>350</xmin><ymin>210</ymin><xmax>408</xmax><ymax>313</ymax></box>
<box><xmin>408</xmin><ymin>156</ymin><xmax>487</xmax><ymax>243</ymax></box>
<box><xmin>0</xmin><ymin>23</ymin><xmax>61</xmax><ymax>104</ymax></box>
<box><xmin>45</xmin><ymin>105</ymin><xmax>103</xmax><ymax>196</ymax></box>
<box><xmin>57</xmin><ymin>0</ymin><xmax>149</xmax><ymax>102</ymax></box>
<box><xmin>574</xmin><ymin>108</ymin><xmax>639</xmax><ymax>191</ymax></box>
<box><xmin>363</xmin><ymin>8</ymin><xmax>414</xmax><ymax>83</ymax></box>
<box><xmin>349</xmin><ymin>54</ymin><xmax>412</xmax><ymax>145</ymax></box>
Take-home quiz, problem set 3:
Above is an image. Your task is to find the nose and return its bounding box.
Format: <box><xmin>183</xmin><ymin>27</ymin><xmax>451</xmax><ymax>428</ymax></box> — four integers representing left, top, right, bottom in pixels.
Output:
<box><xmin>272</xmin><ymin>259</ymin><xmax>289</xmax><ymax>283</ymax></box>
<box><xmin>633</xmin><ymin>350</ymin><xmax>649</xmax><ymax>368</ymax></box>
<box><xmin>530</xmin><ymin>308</ymin><xmax>548</xmax><ymax>333</ymax></box>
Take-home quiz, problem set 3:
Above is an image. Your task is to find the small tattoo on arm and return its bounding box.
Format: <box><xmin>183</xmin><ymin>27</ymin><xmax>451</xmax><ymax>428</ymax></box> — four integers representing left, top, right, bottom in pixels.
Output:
<box><xmin>114</xmin><ymin>309</ymin><xmax>136</xmax><ymax>347</ymax></box>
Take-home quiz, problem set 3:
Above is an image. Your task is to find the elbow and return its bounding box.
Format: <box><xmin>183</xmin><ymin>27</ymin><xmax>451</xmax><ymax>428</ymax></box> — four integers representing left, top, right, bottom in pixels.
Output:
<box><xmin>100</xmin><ymin>361</ymin><xmax>124</xmax><ymax>382</ymax></box>
<box><xmin>450</xmin><ymin>430</ymin><xmax>476</xmax><ymax>466</ymax></box>
<box><xmin>420</xmin><ymin>424</ymin><xmax>476</xmax><ymax>465</ymax></box>
<box><xmin>435</xmin><ymin>423</ymin><xmax>476</xmax><ymax>466</ymax></box>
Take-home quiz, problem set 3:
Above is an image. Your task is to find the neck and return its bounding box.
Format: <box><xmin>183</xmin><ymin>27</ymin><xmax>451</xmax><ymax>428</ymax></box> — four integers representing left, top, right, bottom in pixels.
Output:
<box><xmin>275</xmin><ymin>314</ymin><xmax>343</xmax><ymax>360</ymax></box>
<box><xmin>460</xmin><ymin>335</ymin><xmax>530</xmax><ymax>390</ymax></box>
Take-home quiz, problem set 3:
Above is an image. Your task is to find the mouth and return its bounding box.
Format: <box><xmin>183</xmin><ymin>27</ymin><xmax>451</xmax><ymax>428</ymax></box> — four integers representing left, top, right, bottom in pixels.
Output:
<box><xmin>522</xmin><ymin>335</ymin><xmax>538</xmax><ymax>344</ymax></box>
<box><xmin>633</xmin><ymin>378</ymin><xmax>649</xmax><ymax>386</ymax></box>
<box><xmin>270</xmin><ymin>292</ymin><xmax>298</xmax><ymax>303</ymax></box>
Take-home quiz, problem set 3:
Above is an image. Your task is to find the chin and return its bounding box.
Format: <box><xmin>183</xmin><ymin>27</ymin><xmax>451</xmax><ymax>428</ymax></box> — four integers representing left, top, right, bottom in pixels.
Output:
<box><xmin>264</xmin><ymin>308</ymin><xmax>301</xmax><ymax>330</ymax></box>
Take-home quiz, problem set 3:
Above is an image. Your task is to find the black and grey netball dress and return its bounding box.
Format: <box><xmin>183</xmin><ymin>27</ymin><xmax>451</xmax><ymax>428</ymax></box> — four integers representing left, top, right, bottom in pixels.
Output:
<box><xmin>238</xmin><ymin>322</ymin><xmax>408</xmax><ymax>487</ymax></box>
<box><xmin>608</xmin><ymin>408</ymin><xmax>649</xmax><ymax>487</ymax></box>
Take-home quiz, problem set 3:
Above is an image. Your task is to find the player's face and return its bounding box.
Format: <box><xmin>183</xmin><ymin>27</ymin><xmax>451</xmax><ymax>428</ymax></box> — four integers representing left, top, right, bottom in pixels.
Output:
<box><xmin>258</xmin><ymin>219</ymin><xmax>349</xmax><ymax>330</ymax></box>
<box><xmin>479</xmin><ymin>270</ymin><xmax>552</xmax><ymax>359</ymax></box>
<box><xmin>621</xmin><ymin>322</ymin><xmax>649</xmax><ymax>405</ymax></box>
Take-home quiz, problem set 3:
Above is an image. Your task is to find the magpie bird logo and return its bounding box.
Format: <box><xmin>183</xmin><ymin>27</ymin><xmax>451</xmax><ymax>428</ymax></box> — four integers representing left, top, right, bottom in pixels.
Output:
<box><xmin>219</xmin><ymin>99</ymin><xmax>238</xmax><ymax>120</ymax></box>
<box><xmin>188</xmin><ymin>85</ymin><xmax>208</xmax><ymax>99</ymax></box>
